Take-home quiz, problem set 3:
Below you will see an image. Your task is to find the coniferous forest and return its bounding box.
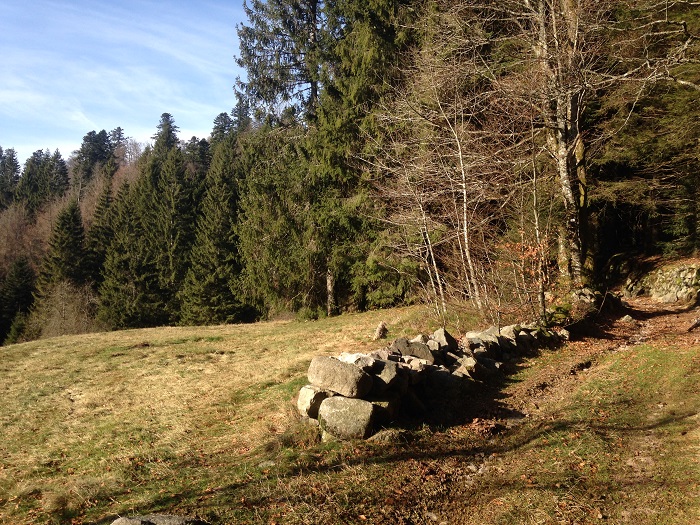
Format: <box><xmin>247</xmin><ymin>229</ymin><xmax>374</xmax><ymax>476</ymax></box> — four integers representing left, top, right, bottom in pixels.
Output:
<box><xmin>1</xmin><ymin>0</ymin><xmax>699</xmax><ymax>345</ymax></box>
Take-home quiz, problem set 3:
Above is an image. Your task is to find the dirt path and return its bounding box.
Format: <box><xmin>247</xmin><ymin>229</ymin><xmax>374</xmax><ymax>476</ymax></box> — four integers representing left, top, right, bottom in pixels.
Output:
<box><xmin>502</xmin><ymin>296</ymin><xmax>700</xmax><ymax>415</ymax></box>
<box><xmin>369</xmin><ymin>296</ymin><xmax>700</xmax><ymax>524</ymax></box>
<box><xmin>459</xmin><ymin>296</ymin><xmax>700</xmax><ymax>524</ymax></box>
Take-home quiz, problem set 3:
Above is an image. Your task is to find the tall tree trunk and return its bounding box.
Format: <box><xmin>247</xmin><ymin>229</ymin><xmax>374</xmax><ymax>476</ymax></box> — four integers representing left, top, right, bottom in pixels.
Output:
<box><xmin>326</xmin><ymin>266</ymin><xmax>336</xmax><ymax>317</ymax></box>
<box><xmin>534</xmin><ymin>0</ymin><xmax>585</xmax><ymax>285</ymax></box>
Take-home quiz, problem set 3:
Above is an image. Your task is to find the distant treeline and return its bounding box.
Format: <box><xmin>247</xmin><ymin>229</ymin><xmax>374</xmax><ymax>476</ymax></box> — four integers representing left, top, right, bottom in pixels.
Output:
<box><xmin>1</xmin><ymin>0</ymin><xmax>699</xmax><ymax>344</ymax></box>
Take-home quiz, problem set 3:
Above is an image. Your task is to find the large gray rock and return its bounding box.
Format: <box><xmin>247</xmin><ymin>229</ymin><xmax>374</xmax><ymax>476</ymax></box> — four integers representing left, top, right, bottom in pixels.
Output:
<box><xmin>463</xmin><ymin>331</ymin><xmax>501</xmax><ymax>355</ymax></box>
<box><xmin>372</xmin><ymin>359</ymin><xmax>402</xmax><ymax>394</ymax></box>
<box><xmin>404</xmin><ymin>341</ymin><xmax>435</xmax><ymax>364</ymax></box>
<box><xmin>111</xmin><ymin>515</ymin><xmax>208</xmax><ymax>525</ymax></box>
<box><xmin>427</xmin><ymin>339</ymin><xmax>441</xmax><ymax>352</ymax></box>
<box><xmin>318</xmin><ymin>397</ymin><xmax>377</xmax><ymax>439</ymax></box>
<box><xmin>432</xmin><ymin>328</ymin><xmax>458</xmax><ymax>353</ymax></box>
<box><xmin>464</xmin><ymin>332</ymin><xmax>502</xmax><ymax>361</ymax></box>
<box><xmin>307</xmin><ymin>356</ymin><xmax>373</xmax><ymax>398</ymax></box>
<box><xmin>297</xmin><ymin>384</ymin><xmax>332</xmax><ymax>419</ymax></box>
<box><xmin>499</xmin><ymin>324</ymin><xmax>520</xmax><ymax>341</ymax></box>
<box><xmin>389</xmin><ymin>337</ymin><xmax>411</xmax><ymax>354</ymax></box>
<box><xmin>496</xmin><ymin>325</ymin><xmax>519</xmax><ymax>353</ymax></box>
<box><xmin>337</xmin><ymin>352</ymin><xmax>376</xmax><ymax>372</ymax></box>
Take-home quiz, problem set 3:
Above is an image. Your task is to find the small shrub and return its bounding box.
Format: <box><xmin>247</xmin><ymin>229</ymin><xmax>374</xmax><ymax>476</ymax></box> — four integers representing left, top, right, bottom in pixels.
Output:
<box><xmin>25</xmin><ymin>280</ymin><xmax>105</xmax><ymax>340</ymax></box>
<box><xmin>296</xmin><ymin>306</ymin><xmax>326</xmax><ymax>321</ymax></box>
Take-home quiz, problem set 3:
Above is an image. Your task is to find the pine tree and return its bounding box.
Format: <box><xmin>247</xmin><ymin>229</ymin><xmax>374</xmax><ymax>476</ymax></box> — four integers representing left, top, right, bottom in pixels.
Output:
<box><xmin>0</xmin><ymin>256</ymin><xmax>35</xmax><ymax>344</ymax></box>
<box><xmin>180</xmin><ymin>136</ymin><xmax>253</xmax><ymax>324</ymax></box>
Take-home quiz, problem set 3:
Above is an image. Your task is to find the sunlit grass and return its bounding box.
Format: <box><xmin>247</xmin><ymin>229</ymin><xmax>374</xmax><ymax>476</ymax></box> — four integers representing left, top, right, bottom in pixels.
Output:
<box><xmin>474</xmin><ymin>343</ymin><xmax>700</xmax><ymax>525</ymax></box>
<box><xmin>2</xmin><ymin>306</ymin><xmax>697</xmax><ymax>524</ymax></box>
<box><xmin>0</xmin><ymin>305</ymin><xmax>444</xmax><ymax>524</ymax></box>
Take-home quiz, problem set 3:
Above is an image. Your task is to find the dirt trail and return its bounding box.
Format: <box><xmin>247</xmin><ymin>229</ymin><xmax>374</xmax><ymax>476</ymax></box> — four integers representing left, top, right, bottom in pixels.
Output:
<box><xmin>500</xmin><ymin>295</ymin><xmax>700</xmax><ymax>416</ymax></box>
<box><xmin>457</xmin><ymin>295</ymin><xmax>700</xmax><ymax>524</ymax></box>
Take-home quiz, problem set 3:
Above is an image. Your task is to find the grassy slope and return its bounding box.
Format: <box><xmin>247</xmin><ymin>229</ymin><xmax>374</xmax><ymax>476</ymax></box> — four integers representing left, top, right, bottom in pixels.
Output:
<box><xmin>1</xmin><ymin>303</ymin><xmax>698</xmax><ymax>524</ymax></box>
<box><xmin>0</xmin><ymin>306</ymin><xmax>438</xmax><ymax>524</ymax></box>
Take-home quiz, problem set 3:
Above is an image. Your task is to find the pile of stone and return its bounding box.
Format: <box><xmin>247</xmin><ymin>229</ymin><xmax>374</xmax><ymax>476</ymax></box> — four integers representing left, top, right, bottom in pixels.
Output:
<box><xmin>297</xmin><ymin>324</ymin><xmax>560</xmax><ymax>440</ymax></box>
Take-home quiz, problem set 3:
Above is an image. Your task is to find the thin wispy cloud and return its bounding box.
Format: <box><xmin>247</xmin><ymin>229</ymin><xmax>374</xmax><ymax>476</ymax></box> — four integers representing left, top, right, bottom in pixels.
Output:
<box><xmin>0</xmin><ymin>0</ymin><xmax>245</xmax><ymax>164</ymax></box>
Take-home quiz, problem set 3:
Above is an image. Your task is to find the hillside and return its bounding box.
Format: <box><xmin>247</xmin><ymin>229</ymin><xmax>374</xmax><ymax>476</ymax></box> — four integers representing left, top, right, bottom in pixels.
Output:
<box><xmin>1</xmin><ymin>300</ymin><xmax>699</xmax><ymax>524</ymax></box>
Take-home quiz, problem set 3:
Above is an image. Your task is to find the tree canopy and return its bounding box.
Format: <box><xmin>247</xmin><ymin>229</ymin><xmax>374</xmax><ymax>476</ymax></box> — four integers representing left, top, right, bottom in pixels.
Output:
<box><xmin>1</xmin><ymin>0</ymin><xmax>699</xmax><ymax>343</ymax></box>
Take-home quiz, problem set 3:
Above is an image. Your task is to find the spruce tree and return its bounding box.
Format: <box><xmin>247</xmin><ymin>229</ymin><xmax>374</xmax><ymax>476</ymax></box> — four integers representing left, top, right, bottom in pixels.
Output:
<box><xmin>47</xmin><ymin>149</ymin><xmax>69</xmax><ymax>199</ymax></box>
<box><xmin>35</xmin><ymin>200</ymin><xmax>88</xmax><ymax>298</ymax></box>
<box><xmin>309</xmin><ymin>0</ymin><xmax>415</xmax><ymax>313</ymax></box>
<box><xmin>0</xmin><ymin>256</ymin><xmax>35</xmax><ymax>344</ymax></box>
<box><xmin>15</xmin><ymin>149</ymin><xmax>69</xmax><ymax>214</ymax></box>
<box><xmin>235</xmin><ymin>0</ymin><xmax>415</xmax><ymax>314</ymax></box>
<box><xmin>232</xmin><ymin>94</ymin><xmax>253</xmax><ymax>133</ymax></box>
<box><xmin>182</xmin><ymin>136</ymin><xmax>210</xmax><ymax>206</ymax></box>
<box><xmin>98</xmin><ymin>183</ymin><xmax>167</xmax><ymax>328</ymax></box>
<box><xmin>72</xmin><ymin>130</ymin><xmax>113</xmax><ymax>191</ymax></box>
<box><xmin>236</xmin><ymin>0</ymin><xmax>325</xmax><ymax>119</ymax></box>
<box><xmin>236</xmin><ymin>124</ymin><xmax>318</xmax><ymax>314</ymax></box>
<box><xmin>0</xmin><ymin>147</ymin><xmax>20</xmax><ymax>210</ymax></box>
<box><xmin>85</xmin><ymin>178</ymin><xmax>114</xmax><ymax>285</ymax></box>
<box><xmin>149</xmin><ymin>148</ymin><xmax>195</xmax><ymax>321</ymax></box>
<box><xmin>109</xmin><ymin>127</ymin><xmax>126</xmax><ymax>150</ymax></box>
<box><xmin>152</xmin><ymin>113</ymin><xmax>180</xmax><ymax>158</ymax></box>
<box><xmin>180</xmin><ymin>137</ymin><xmax>251</xmax><ymax>325</ymax></box>
<box><xmin>210</xmin><ymin>113</ymin><xmax>234</xmax><ymax>149</ymax></box>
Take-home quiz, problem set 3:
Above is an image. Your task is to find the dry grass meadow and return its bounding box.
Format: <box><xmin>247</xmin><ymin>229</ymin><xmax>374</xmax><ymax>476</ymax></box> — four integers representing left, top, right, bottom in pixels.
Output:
<box><xmin>1</xmin><ymin>300</ymin><xmax>698</xmax><ymax>525</ymax></box>
<box><xmin>0</xmin><ymin>306</ymin><xmax>442</xmax><ymax>524</ymax></box>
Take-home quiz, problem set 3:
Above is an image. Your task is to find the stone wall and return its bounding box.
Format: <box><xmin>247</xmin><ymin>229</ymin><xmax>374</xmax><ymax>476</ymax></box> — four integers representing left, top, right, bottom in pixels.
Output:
<box><xmin>624</xmin><ymin>262</ymin><xmax>700</xmax><ymax>303</ymax></box>
<box><xmin>297</xmin><ymin>325</ymin><xmax>562</xmax><ymax>440</ymax></box>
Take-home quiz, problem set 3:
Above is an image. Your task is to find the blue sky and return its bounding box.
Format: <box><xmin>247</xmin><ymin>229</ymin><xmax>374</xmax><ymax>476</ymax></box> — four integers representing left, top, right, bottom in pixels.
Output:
<box><xmin>0</xmin><ymin>0</ymin><xmax>246</xmax><ymax>165</ymax></box>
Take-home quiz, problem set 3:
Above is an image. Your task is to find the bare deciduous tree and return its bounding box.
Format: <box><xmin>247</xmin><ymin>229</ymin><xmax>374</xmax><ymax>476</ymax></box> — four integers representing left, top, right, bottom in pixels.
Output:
<box><xmin>372</xmin><ymin>0</ymin><xmax>698</xmax><ymax>322</ymax></box>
